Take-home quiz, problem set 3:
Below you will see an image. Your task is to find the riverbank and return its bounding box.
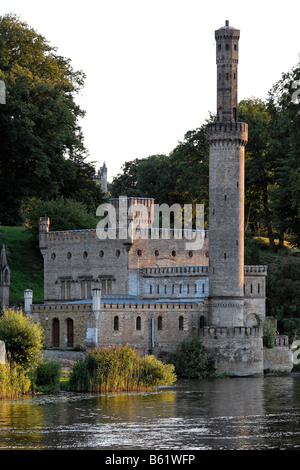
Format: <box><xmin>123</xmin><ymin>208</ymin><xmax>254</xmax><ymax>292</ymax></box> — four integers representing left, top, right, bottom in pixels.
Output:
<box><xmin>42</xmin><ymin>349</ymin><xmax>86</xmax><ymax>373</ymax></box>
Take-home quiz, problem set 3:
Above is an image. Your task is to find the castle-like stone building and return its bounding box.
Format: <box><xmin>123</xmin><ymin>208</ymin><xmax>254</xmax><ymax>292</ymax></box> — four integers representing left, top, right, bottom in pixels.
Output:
<box><xmin>27</xmin><ymin>21</ymin><xmax>292</xmax><ymax>375</ymax></box>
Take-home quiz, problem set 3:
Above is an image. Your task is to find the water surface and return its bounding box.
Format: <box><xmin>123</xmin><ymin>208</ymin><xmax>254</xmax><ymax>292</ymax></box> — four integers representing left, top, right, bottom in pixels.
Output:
<box><xmin>1</xmin><ymin>376</ymin><xmax>300</xmax><ymax>450</ymax></box>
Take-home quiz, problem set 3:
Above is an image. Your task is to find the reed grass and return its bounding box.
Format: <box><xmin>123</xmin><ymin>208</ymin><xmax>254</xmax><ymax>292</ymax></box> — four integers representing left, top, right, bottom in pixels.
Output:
<box><xmin>0</xmin><ymin>358</ymin><xmax>31</xmax><ymax>399</ymax></box>
<box><xmin>69</xmin><ymin>345</ymin><xmax>176</xmax><ymax>392</ymax></box>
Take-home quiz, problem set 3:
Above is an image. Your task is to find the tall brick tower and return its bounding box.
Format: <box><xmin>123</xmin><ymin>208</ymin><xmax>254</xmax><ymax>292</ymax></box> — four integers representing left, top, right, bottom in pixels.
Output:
<box><xmin>206</xmin><ymin>21</ymin><xmax>248</xmax><ymax>327</ymax></box>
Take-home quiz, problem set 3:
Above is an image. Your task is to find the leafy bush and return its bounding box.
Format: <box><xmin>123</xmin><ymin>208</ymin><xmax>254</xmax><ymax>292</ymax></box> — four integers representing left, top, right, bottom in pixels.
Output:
<box><xmin>168</xmin><ymin>339</ymin><xmax>214</xmax><ymax>378</ymax></box>
<box><xmin>69</xmin><ymin>345</ymin><xmax>176</xmax><ymax>392</ymax></box>
<box><xmin>30</xmin><ymin>359</ymin><xmax>62</xmax><ymax>391</ymax></box>
<box><xmin>138</xmin><ymin>355</ymin><xmax>176</xmax><ymax>387</ymax></box>
<box><xmin>0</xmin><ymin>359</ymin><xmax>31</xmax><ymax>398</ymax></box>
<box><xmin>281</xmin><ymin>318</ymin><xmax>300</xmax><ymax>343</ymax></box>
<box><xmin>0</xmin><ymin>308</ymin><xmax>44</xmax><ymax>369</ymax></box>
<box><xmin>263</xmin><ymin>319</ymin><xmax>276</xmax><ymax>348</ymax></box>
<box><xmin>24</xmin><ymin>196</ymin><xmax>98</xmax><ymax>240</ymax></box>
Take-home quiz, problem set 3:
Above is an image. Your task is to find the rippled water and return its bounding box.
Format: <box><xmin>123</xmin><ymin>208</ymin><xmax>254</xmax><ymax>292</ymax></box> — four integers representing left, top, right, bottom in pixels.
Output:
<box><xmin>1</xmin><ymin>375</ymin><xmax>300</xmax><ymax>450</ymax></box>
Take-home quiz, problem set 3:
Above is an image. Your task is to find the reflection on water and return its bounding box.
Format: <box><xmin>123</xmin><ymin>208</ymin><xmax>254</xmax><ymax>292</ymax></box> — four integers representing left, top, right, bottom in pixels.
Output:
<box><xmin>1</xmin><ymin>376</ymin><xmax>300</xmax><ymax>450</ymax></box>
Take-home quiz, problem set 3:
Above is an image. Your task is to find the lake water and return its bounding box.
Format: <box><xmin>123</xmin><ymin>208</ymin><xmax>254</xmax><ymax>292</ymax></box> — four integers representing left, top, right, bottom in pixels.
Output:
<box><xmin>1</xmin><ymin>375</ymin><xmax>300</xmax><ymax>451</ymax></box>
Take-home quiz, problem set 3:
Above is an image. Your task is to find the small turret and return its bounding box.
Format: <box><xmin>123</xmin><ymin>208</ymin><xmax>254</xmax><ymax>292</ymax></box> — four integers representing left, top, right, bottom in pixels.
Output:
<box><xmin>0</xmin><ymin>245</ymin><xmax>10</xmax><ymax>310</ymax></box>
<box><xmin>38</xmin><ymin>217</ymin><xmax>50</xmax><ymax>250</ymax></box>
<box><xmin>24</xmin><ymin>289</ymin><xmax>33</xmax><ymax>317</ymax></box>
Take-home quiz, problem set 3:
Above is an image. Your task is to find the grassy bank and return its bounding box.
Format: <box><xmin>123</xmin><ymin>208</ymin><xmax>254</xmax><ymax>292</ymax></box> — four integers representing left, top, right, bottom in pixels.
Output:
<box><xmin>0</xmin><ymin>226</ymin><xmax>43</xmax><ymax>305</ymax></box>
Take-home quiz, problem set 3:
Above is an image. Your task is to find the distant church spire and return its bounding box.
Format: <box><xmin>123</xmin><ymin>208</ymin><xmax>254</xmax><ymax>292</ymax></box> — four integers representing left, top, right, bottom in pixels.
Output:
<box><xmin>95</xmin><ymin>162</ymin><xmax>108</xmax><ymax>197</ymax></box>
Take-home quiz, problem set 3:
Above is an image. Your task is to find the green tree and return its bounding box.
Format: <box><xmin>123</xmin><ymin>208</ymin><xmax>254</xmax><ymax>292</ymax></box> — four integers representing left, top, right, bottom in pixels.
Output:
<box><xmin>110</xmin><ymin>155</ymin><xmax>172</xmax><ymax>204</ymax></box>
<box><xmin>168</xmin><ymin>125</ymin><xmax>209</xmax><ymax>220</ymax></box>
<box><xmin>24</xmin><ymin>196</ymin><xmax>98</xmax><ymax>239</ymax></box>
<box><xmin>0</xmin><ymin>14</ymin><xmax>103</xmax><ymax>225</ymax></box>
<box><xmin>168</xmin><ymin>339</ymin><xmax>213</xmax><ymax>378</ymax></box>
<box><xmin>267</xmin><ymin>59</ymin><xmax>300</xmax><ymax>247</ymax></box>
<box><xmin>0</xmin><ymin>308</ymin><xmax>44</xmax><ymax>369</ymax></box>
<box><xmin>238</xmin><ymin>98</ymin><xmax>274</xmax><ymax>238</ymax></box>
<box><xmin>110</xmin><ymin>125</ymin><xmax>209</xmax><ymax>217</ymax></box>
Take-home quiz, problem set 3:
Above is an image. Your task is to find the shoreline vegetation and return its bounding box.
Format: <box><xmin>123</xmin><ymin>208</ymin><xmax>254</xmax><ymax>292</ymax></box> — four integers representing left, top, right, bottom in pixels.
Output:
<box><xmin>0</xmin><ymin>308</ymin><xmax>178</xmax><ymax>398</ymax></box>
<box><xmin>68</xmin><ymin>346</ymin><xmax>176</xmax><ymax>393</ymax></box>
<box><xmin>0</xmin><ymin>307</ymin><xmax>215</xmax><ymax>399</ymax></box>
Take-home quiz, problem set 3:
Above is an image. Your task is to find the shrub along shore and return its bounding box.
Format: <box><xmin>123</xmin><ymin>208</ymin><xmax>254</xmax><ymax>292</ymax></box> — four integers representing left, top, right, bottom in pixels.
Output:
<box><xmin>0</xmin><ymin>309</ymin><xmax>177</xmax><ymax>398</ymax></box>
<box><xmin>68</xmin><ymin>345</ymin><xmax>176</xmax><ymax>393</ymax></box>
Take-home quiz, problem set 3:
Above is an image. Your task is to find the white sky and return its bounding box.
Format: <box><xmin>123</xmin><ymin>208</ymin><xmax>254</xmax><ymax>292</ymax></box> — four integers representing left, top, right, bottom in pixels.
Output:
<box><xmin>0</xmin><ymin>0</ymin><xmax>299</xmax><ymax>181</ymax></box>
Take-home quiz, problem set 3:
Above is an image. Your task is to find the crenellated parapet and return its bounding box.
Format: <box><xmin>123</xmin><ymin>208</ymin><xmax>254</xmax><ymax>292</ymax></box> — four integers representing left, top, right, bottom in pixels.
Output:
<box><xmin>140</xmin><ymin>265</ymin><xmax>209</xmax><ymax>276</ymax></box>
<box><xmin>199</xmin><ymin>325</ymin><xmax>262</xmax><ymax>338</ymax></box>
<box><xmin>31</xmin><ymin>300</ymin><xmax>199</xmax><ymax>312</ymax></box>
<box><xmin>244</xmin><ymin>265</ymin><xmax>267</xmax><ymax>275</ymax></box>
<box><xmin>44</xmin><ymin>227</ymin><xmax>208</xmax><ymax>243</ymax></box>
<box><xmin>206</xmin><ymin>122</ymin><xmax>248</xmax><ymax>147</ymax></box>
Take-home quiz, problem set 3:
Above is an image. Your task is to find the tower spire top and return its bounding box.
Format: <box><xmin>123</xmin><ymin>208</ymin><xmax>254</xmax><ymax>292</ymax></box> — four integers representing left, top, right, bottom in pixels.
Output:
<box><xmin>215</xmin><ymin>21</ymin><xmax>240</xmax><ymax>122</ymax></box>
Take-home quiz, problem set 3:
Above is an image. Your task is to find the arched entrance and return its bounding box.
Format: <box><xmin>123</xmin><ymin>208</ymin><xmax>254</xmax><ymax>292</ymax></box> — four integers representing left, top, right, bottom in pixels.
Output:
<box><xmin>51</xmin><ymin>318</ymin><xmax>60</xmax><ymax>347</ymax></box>
<box><xmin>66</xmin><ymin>318</ymin><xmax>74</xmax><ymax>347</ymax></box>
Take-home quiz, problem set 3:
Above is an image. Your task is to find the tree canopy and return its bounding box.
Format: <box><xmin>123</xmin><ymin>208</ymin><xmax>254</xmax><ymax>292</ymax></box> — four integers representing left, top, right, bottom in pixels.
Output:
<box><xmin>0</xmin><ymin>14</ymin><xmax>104</xmax><ymax>226</ymax></box>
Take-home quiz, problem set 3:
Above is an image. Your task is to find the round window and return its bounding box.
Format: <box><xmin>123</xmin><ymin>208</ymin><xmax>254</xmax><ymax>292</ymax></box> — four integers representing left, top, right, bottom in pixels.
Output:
<box><xmin>99</xmin><ymin>250</ymin><xmax>104</xmax><ymax>258</ymax></box>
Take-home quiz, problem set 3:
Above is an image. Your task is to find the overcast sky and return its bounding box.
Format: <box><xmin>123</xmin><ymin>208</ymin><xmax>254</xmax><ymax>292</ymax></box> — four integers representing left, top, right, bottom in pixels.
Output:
<box><xmin>0</xmin><ymin>0</ymin><xmax>299</xmax><ymax>181</ymax></box>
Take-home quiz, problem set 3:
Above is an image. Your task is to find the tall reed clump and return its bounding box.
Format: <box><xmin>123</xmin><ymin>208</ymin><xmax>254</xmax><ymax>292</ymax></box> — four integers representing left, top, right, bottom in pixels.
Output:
<box><xmin>69</xmin><ymin>345</ymin><xmax>176</xmax><ymax>392</ymax></box>
<box><xmin>0</xmin><ymin>358</ymin><xmax>31</xmax><ymax>399</ymax></box>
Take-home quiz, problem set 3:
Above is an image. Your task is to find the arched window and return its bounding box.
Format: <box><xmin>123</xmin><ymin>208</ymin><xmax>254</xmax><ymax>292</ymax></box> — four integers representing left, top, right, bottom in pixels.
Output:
<box><xmin>136</xmin><ymin>316</ymin><xmax>141</xmax><ymax>331</ymax></box>
<box><xmin>233</xmin><ymin>107</ymin><xmax>237</xmax><ymax>122</ymax></box>
<box><xmin>179</xmin><ymin>316</ymin><xmax>184</xmax><ymax>331</ymax></box>
<box><xmin>158</xmin><ymin>316</ymin><xmax>162</xmax><ymax>330</ymax></box>
<box><xmin>218</xmin><ymin>106</ymin><xmax>222</xmax><ymax>121</ymax></box>
<box><xmin>3</xmin><ymin>268</ymin><xmax>10</xmax><ymax>285</ymax></box>
<box><xmin>66</xmin><ymin>318</ymin><xmax>74</xmax><ymax>347</ymax></box>
<box><xmin>114</xmin><ymin>316</ymin><xmax>119</xmax><ymax>331</ymax></box>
